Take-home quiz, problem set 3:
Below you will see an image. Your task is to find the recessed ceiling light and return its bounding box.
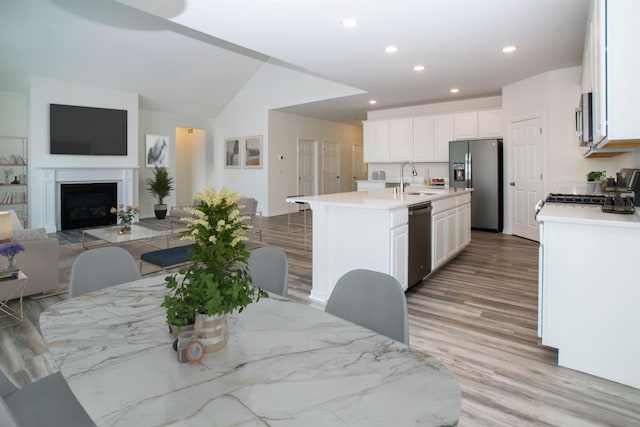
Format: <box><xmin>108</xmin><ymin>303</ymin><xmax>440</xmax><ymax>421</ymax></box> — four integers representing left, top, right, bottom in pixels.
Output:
<box><xmin>414</xmin><ymin>65</ymin><xmax>425</xmax><ymax>71</ymax></box>
<box><xmin>369</xmin><ymin>100</ymin><xmax>377</xmax><ymax>105</ymax></box>
<box><xmin>385</xmin><ymin>45</ymin><xmax>398</xmax><ymax>53</ymax></box>
<box><xmin>450</xmin><ymin>88</ymin><xmax>460</xmax><ymax>94</ymax></box>
<box><xmin>342</xmin><ymin>18</ymin><xmax>358</xmax><ymax>28</ymax></box>
<box><xmin>502</xmin><ymin>45</ymin><xmax>517</xmax><ymax>53</ymax></box>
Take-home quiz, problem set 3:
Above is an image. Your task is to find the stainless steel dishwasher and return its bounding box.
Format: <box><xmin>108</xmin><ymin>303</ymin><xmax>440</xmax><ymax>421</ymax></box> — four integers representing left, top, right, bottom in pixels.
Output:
<box><xmin>408</xmin><ymin>202</ymin><xmax>432</xmax><ymax>288</ymax></box>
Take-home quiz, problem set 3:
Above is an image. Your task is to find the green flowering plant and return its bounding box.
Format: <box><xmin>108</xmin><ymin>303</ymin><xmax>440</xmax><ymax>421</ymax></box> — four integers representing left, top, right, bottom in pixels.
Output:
<box><xmin>162</xmin><ymin>187</ymin><xmax>267</xmax><ymax>328</ymax></box>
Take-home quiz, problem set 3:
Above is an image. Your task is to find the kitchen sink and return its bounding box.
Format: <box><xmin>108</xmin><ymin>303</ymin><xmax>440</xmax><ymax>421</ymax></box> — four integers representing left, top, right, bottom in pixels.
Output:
<box><xmin>405</xmin><ymin>192</ymin><xmax>437</xmax><ymax>196</ymax></box>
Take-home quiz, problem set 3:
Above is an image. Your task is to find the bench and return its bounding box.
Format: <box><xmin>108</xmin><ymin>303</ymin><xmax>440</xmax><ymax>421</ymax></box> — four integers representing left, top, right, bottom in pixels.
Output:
<box><xmin>140</xmin><ymin>244</ymin><xmax>196</xmax><ymax>270</ymax></box>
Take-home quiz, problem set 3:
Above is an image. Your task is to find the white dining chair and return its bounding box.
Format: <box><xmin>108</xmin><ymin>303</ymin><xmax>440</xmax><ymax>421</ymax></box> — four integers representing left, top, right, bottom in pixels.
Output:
<box><xmin>69</xmin><ymin>246</ymin><xmax>141</xmax><ymax>297</ymax></box>
<box><xmin>325</xmin><ymin>269</ymin><xmax>409</xmax><ymax>345</ymax></box>
<box><xmin>1</xmin><ymin>370</ymin><xmax>96</xmax><ymax>426</ymax></box>
<box><xmin>248</xmin><ymin>247</ymin><xmax>288</xmax><ymax>297</ymax></box>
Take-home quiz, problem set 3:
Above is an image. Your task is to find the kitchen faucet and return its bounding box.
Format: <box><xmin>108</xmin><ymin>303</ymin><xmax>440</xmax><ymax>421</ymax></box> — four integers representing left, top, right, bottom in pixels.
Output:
<box><xmin>400</xmin><ymin>161</ymin><xmax>417</xmax><ymax>193</ymax></box>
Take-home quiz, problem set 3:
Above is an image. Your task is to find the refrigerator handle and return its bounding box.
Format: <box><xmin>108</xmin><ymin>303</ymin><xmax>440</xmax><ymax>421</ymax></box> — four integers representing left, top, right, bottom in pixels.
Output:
<box><xmin>467</xmin><ymin>152</ymin><xmax>472</xmax><ymax>188</ymax></box>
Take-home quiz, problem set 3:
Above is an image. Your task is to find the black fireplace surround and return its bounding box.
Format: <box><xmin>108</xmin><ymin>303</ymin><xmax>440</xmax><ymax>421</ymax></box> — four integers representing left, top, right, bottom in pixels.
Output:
<box><xmin>61</xmin><ymin>182</ymin><xmax>117</xmax><ymax>230</ymax></box>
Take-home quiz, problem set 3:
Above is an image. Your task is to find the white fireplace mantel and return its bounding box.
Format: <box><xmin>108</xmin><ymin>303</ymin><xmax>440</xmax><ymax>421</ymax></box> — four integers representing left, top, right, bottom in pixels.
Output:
<box><xmin>41</xmin><ymin>167</ymin><xmax>136</xmax><ymax>233</ymax></box>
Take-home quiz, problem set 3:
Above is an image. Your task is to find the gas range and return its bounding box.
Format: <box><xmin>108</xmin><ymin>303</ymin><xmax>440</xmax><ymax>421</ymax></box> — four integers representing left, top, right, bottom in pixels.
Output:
<box><xmin>545</xmin><ymin>193</ymin><xmax>635</xmax><ymax>214</ymax></box>
<box><xmin>545</xmin><ymin>193</ymin><xmax>605</xmax><ymax>205</ymax></box>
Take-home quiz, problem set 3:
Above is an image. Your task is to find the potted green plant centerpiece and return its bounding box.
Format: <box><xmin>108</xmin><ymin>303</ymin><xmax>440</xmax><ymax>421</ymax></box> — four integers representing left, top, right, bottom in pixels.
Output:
<box><xmin>162</xmin><ymin>187</ymin><xmax>267</xmax><ymax>353</ymax></box>
<box><xmin>145</xmin><ymin>166</ymin><xmax>174</xmax><ymax>219</ymax></box>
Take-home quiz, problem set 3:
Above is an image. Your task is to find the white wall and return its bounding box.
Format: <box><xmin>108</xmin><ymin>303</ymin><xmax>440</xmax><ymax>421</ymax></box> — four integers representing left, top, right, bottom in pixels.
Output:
<box><xmin>268</xmin><ymin>110</ymin><xmax>363</xmax><ymax>216</ymax></box>
<box><xmin>28</xmin><ymin>77</ymin><xmax>139</xmax><ymax>228</ymax></box>
<box><xmin>367</xmin><ymin>96</ymin><xmax>502</xmax><ymax>120</ymax></box>
<box><xmin>503</xmin><ymin>67</ymin><xmax>617</xmax><ymax>193</ymax></box>
<box><xmin>501</xmin><ymin>66</ymin><xmax>624</xmax><ymax>234</ymax></box>
<box><xmin>214</xmin><ymin>60</ymin><xmax>365</xmax><ymax>216</ymax></box>
<box><xmin>0</xmin><ymin>91</ymin><xmax>28</xmax><ymax>137</ymax></box>
<box><xmin>138</xmin><ymin>110</ymin><xmax>214</xmax><ymax>218</ymax></box>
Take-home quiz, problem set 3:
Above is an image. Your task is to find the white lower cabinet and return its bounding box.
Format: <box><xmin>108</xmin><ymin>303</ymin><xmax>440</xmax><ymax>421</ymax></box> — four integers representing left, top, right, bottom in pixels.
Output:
<box><xmin>457</xmin><ymin>203</ymin><xmax>471</xmax><ymax>251</ymax></box>
<box><xmin>390</xmin><ymin>224</ymin><xmax>409</xmax><ymax>290</ymax></box>
<box><xmin>445</xmin><ymin>209</ymin><xmax>458</xmax><ymax>259</ymax></box>
<box><xmin>432</xmin><ymin>196</ymin><xmax>470</xmax><ymax>271</ymax></box>
<box><xmin>433</xmin><ymin>212</ymin><xmax>447</xmax><ymax>269</ymax></box>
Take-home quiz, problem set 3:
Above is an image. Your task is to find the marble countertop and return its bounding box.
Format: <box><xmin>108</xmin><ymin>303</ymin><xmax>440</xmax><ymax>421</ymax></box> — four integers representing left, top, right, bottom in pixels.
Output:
<box><xmin>288</xmin><ymin>187</ymin><xmax>471</xmax><ymax>210</ymax></box>
<box><xmin>537</xmin><ymin>203</ymin><xmax>640</xmax><ymax>228</ymax></box>
<box><xmin>40</xmin><ymin>276</ymin><xmax>461</xmax><ymax>426</ymax></box>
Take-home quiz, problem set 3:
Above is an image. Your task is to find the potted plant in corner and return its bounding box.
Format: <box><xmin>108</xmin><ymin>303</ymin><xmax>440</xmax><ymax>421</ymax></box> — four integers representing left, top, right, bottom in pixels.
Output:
<box><xmin>161</xmin><ymin>187</ymin><xmax>267</xmax><ymax>353</ymax></box>
<box><xmin>145</xmin><ymin>166</ymin><xmax>174</xmax><ymax>219</ymax></box>
<box><xmin>586</xmin><ymin>170</ymin><xmax>605</xmax><ymax>194</ymax></box>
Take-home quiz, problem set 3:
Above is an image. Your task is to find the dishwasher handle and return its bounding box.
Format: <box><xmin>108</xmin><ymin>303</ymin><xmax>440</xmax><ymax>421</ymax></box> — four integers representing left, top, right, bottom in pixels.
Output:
<box><xmin>409</xmin><ymin>205</ymin><xmax>432</xmax><ymax>216</ymax></box>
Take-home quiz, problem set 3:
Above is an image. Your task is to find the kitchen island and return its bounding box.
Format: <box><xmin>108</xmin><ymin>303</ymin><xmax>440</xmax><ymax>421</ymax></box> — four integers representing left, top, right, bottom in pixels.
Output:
<box><xmin>289</xmin><ymin>187</ymin><xmax>472</xmax><ymax>304</ymax></box>
<box><xmin>537</xmin><ymin>203</ymin><xmax>640</xmax><ymax>389</ymax></box>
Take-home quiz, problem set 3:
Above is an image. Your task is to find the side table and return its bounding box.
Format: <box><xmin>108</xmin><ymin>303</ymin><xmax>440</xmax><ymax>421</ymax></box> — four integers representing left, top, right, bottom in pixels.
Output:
<box><xmin>0</xmin><ymin>271</ymin><xmax>28</xmax><ymax>328</ymax></box>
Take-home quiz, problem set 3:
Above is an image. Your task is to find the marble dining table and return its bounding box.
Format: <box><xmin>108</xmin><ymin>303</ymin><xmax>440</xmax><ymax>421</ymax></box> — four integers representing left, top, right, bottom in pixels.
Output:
<box><xmin>39</xmin><ymin>275</ymin><xmax>461</xmax><ymax>426</ymax></box>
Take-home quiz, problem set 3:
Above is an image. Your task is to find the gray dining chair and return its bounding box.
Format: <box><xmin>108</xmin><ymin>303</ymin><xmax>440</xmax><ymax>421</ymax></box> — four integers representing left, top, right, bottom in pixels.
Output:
<box><xmin>325</xmin><ymin>269</ymin><xmax>409</xmax><ymax>345</ymax></box>
<box><xmin>248</xmin><ymin>247</ymin><xmax>288</xmax><ymax>297</ymax></box>
<box><xmin>69</xmin><ymin>246</ymin><xmax>142</xmax><ymax>297</ymax></box>
<box><xmin>1</xmin><ymin>370</ymin><xmax>95</xmax><ymax>426</ymax></box>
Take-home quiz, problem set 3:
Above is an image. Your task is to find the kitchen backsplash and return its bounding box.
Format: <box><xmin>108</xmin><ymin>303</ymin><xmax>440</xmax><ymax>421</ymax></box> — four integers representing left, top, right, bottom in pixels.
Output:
<box><xmin>368</xmin><ymin>162</ymin><xmax>449</xmax><ymax>184</ymax></box>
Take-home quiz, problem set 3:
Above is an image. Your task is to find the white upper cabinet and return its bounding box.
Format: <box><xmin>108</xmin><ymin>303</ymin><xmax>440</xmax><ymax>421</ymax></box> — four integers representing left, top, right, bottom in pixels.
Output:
<box><xmin>363</xmin><ymin>120</ymin><xmax>390</xmax><ymax>162</ymax></box>
<box><xmin>478</xmin><ymin>110</ymin><xmax>502</xmax><ymax>138</ymax></box>
<box><xmin>453</xmin><ymin>112</ymin><xmax>478</xmax><ymax>140</ymax></box>
<box><xmin>389</xmin><ymin>118</ymin><xmax>414</xmax><ymax>161</ymax></box>
<box><xmin>587</xmin><ymin>0</ymin><xmax>640</xmax><ymax>149</ymax></box>
<box><xmin>364</xmin><ymin>109</ymin><xmax>500</xmax><ymax>163</ymax></box>
<box><xmin>413</xmin><ymin>115</ymin><xmax>452</xmax><ymax>162</ymax></box>
<box><xmin>413</xmin><ymin>116</ymin><xmax>435</xmax><ymax>162</ymax></box>
<box><xmin>363</xmin><ymin>121</ymin><xmax>376</xmax><ymax>163</ymax></box>
<box><xmin>433</xmin><ymin>114</ymin><xmax>453</xmax><ymax>162</ymax></box>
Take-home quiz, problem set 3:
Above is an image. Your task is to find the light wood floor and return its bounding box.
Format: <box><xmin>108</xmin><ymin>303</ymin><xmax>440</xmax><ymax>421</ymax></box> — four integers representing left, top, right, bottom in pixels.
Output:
<box><xmin>2</xmin><ymin>213</ymin><xmax>640</xmax><ymax>426</ymax></box>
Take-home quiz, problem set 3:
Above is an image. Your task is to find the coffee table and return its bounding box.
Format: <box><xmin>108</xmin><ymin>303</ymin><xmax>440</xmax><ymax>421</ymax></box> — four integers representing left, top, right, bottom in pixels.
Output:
<box><xmin>82</xmin><ymin>224</ymin><xmax>170</xmax><ymax>249</ymax></box>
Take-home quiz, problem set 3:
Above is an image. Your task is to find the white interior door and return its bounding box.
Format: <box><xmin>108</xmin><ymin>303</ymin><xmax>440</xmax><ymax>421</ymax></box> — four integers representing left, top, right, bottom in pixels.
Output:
<box><xmin>352</xmin><ymin>144</ymin><xmax>367</xmax><ymax>190</ymax></box>
<box><xmin>322</xmin><ymin>141</ymin><xmax>340</xmax><ymax>194</ymax></box>
<box><xmin>511</xmin><ymin>117</ymin><xmax>543</xmax><ymax>241</ymax></box>
<box><xmin>297</xmin><ymin>139</ymin><xmax>316</xmax><ymax>197</ymax></box>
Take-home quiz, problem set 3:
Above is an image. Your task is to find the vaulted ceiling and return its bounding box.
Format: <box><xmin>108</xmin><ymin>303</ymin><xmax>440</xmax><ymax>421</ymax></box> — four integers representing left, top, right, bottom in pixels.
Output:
<box><xmin>1</xmin><ymin>0</ymin><xmax>589</xmax><ymax>125</ymax></box>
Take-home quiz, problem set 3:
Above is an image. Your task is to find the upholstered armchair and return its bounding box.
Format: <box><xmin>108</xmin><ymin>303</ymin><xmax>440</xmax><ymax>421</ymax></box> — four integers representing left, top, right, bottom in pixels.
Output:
<box><xmin>0</xmin><ymin>211</ymin><xmax>60</xmax><ymax>300</ymax></box>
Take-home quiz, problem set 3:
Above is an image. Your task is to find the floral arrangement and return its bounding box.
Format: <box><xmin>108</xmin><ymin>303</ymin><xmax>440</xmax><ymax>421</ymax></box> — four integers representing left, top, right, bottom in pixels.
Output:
<box><xmin>0</xmin><ymin>242</ymin><xmax>25</xmax><ymax>257</ymax></box>
<box><xmin>0</xmin><ymin>241</ymin><xmax>25</xmax><ymax>271</ymax></box>
<box><xmin>162</xmin><ymin>187</ymin><xmax>267</xmax><ymax>328</ymax></box>
<box><xmin>3</xmin><ymin>168</ymin><xmax>14</xmax><ymax>178</ymax></box>
<box><xmin>110</xmin><ymin>204</ymin><xmax>142</xmax><ymax>224</ymax></box>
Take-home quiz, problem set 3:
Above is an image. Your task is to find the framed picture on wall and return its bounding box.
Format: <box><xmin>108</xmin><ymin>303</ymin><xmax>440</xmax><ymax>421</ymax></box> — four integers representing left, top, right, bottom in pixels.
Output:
<box><xmin>243</xmin><ymin>136</ymin><xmax>263</xmax><ymax>169</ymax></box>
<box><xmin>224</xmin><ymin>137</ymin><xmax>241</xmax><ymax>168</ymax></box>
<box><xmin>145</xmin><ymin>134</ymin><xmax>170</xmax><ymax>168</ymax></box>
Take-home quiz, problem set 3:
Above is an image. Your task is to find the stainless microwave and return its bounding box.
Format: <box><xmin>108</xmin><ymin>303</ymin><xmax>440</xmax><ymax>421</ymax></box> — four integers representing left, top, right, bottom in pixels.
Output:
<box><xmin>575</xmin><ymin>92</ymin><xmax>593</xmax><ymax>146</ymax></box>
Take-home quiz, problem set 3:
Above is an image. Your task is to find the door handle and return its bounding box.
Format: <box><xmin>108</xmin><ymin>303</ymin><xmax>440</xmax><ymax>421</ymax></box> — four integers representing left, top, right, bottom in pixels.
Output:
<box><xmin>509</xmin><ymin>182</ymin><xmax>515</xmax><ymax>186</ymax></box>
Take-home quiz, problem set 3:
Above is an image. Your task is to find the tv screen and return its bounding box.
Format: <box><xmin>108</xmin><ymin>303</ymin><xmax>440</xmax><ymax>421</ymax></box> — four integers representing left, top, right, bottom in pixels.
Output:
<box><xmin>50</xmin><ymin>104</ymin><xmax>128</xmax><ymax>155</ymax></box>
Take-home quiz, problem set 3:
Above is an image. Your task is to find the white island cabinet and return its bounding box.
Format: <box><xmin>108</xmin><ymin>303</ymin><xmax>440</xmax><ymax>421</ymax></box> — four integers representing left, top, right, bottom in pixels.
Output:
<box><xmin>537</xmin><ymin>204</ymin><xmax>640</xmax><ymax>389</ymax></box>
<box><xmin>289</xmin><ymin>188</ymin><xmax>472</xmax><ymax>305</ymax></box>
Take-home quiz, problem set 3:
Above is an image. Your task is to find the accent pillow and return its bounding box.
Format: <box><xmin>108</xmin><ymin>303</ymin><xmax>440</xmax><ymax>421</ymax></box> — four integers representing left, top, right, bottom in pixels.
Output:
<box><xmin>13</xmin><ymin>228</ymin><xmax>47</xmax><ymax>242</ymax></box>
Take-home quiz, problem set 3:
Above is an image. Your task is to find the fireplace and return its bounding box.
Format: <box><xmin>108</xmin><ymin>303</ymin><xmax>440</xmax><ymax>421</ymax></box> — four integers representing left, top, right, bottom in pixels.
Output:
<box><xmin>61</xmin><ymin>183</ymin><xmax>117</xmax><ymax>230</ymax></box>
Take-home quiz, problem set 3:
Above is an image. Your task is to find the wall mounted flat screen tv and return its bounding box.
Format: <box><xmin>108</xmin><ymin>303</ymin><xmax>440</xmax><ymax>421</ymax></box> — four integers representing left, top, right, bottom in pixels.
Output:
<box><xmin>50</xmin><ymin>104</ymin><xmax>128</xmax><ymax>155</ymax></box>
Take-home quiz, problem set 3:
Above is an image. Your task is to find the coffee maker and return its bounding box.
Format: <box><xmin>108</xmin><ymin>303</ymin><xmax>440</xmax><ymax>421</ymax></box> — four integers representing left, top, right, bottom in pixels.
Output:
<box><xmin>623</xmin><ymin>168</ymin><xmax>640</xmax><ymax>207</ymax></box>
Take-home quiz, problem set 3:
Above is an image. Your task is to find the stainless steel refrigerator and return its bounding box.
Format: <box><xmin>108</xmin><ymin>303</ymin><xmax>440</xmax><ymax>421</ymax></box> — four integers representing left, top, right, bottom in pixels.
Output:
<box><xmin>449</xmin><ymin>139</ymin><xmax>503</xmax><ymax>231</ymax></box>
